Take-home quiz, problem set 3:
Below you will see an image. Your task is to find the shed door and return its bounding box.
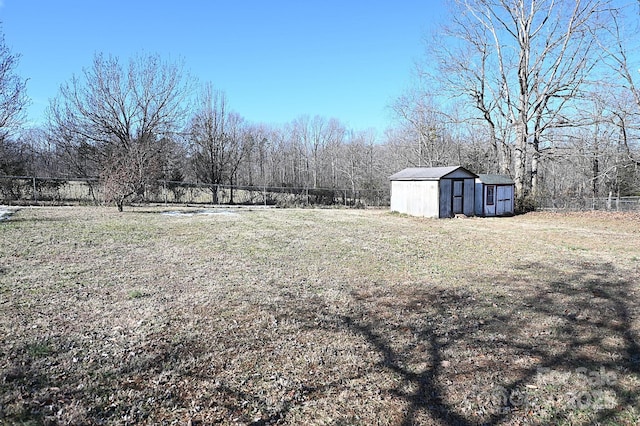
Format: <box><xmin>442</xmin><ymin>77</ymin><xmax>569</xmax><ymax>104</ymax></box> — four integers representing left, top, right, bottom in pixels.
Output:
<box><xmin>452</xmin><ymin>180</ymin><xmax>464</xmax><ymax>214</ymax></box>
<box><xmin>496</xmin><ymin>185</ymin><xmax>512</xmax><ymax>215</ymax></box>
<box><xmin>485</xmin><ymin>185</ymin><xmax>496</xmax><ymax>216</ymax></box>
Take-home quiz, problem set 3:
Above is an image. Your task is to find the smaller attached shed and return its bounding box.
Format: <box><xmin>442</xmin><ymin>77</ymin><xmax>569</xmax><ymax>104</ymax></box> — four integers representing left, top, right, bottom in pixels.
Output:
<box><xmin>390</xmin><ymin>166</ymin><xmax>477</xmax><ymax>218</ymax></box>
<box><xmin>474</xmin><ymin>174</ymin><xmax>515</xmax><ymax>217</ymax></box>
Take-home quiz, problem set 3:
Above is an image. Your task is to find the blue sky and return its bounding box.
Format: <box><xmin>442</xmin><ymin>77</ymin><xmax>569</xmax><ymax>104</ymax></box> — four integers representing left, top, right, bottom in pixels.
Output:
<box><xmin>1</xmin><ymin>1</ymin><xmax>446</xmax><ymax>133</ymax></box>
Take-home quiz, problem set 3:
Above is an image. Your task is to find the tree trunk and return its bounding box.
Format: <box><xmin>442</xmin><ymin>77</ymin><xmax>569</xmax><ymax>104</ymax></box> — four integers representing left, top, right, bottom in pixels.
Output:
<box><xmin>531</xmin><ymin>134</ymin><xmax>540</xmax><ymax>198</ymax></box>
<box><xmin>513</xmin><ymin>121</ymin><xmax>528</xmax><ymax>203</ymax></box>
<box><xmin>493</xmin><ymin>134</ymin><xmax>509</xmax><ymax>175</ymax></box>
<box><xmin>592</xmin><ymin>142</ymin><xmax>599</xmax><ymax>198</ymax></box>
<box><xmin>211</xmin><ymin>185</ymin><xmax>219</xmax><ymax>204</ymax></box>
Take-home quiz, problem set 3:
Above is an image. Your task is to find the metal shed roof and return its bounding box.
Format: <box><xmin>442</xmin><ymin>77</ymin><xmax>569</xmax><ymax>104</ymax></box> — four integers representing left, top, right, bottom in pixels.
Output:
<box><xmin>476</xmin><ymin>174</ymin><xmax>515</xmax><ymax>185</ymax></box>
<box><xmin>389</xmin><ymin>166</ymin><xmax>477</xmax><ymax>181</ymax></box>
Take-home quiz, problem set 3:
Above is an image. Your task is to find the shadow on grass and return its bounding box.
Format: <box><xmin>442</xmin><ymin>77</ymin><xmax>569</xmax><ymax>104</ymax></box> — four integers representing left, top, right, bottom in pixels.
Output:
<box><xmin>2</xmin><ymin>216</ymin><xmax>63</xmax><ymax>224</ymax></box>
<box><xmin>288</xmin><ymin>259</ymin><xmax>639</xmax><ymax>425</ymax></box>
<box><xmin>1</xmin><ymin>259</ymin><xmax>638</xmax><ymax>425</ymax></box>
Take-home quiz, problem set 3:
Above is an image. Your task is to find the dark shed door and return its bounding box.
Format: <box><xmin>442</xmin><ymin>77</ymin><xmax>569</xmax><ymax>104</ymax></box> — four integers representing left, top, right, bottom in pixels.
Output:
<box><xmin>452</xmin><ymin>180</ymin><xmax>464</xmax><ymax>214</ymax></box>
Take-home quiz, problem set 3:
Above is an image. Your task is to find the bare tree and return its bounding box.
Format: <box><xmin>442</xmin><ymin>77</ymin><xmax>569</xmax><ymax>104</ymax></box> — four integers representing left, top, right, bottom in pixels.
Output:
<box><xmin>0</xmin><ymin>138</ymin><xmax>28</xmax><ymax>176</ymax></box>
<box><xmin>101</xmin><ymin>139</ymin><xmax>162</xmax><ymax>211</ymax></box>
<box><xmin>236</xmin><ymin>124</ymin><xmax>273</xmax><ymax>188</ymax></box>
<box><xmin>189</xmin><ymin>84</ymin><xmax>252</xmax><ymax>204</ymax></box>
<box><xmin>268</xmin><ymin>126</ymin><xmax>301</xmax><ymax>188</ymax></box>
<box><xmin>423</xmin><ymin>0</ymin><xmax>611</xmax><ymax>207</ymax></box>
<box><xmin>0</xmin><ymin>29</ymin><xmax>28</xmax><ymax>144</ymax></box>
<box><xmin>224</xmin><ymin>113</ymin><xmax>252</xmax><ymax>204</ymax></box>
<box><xmin>189</xmin><ymin>84</ymin><xmax>227</xmax><ymax>204</ymax></box>
<box><xmin>598</xmin><ymin>5</ymin><xmax>640</xmax><ymax>165</ymax></box>
<box><xmin>49</xmin><ymin>52</ymin><xmax>192</xmax><ymax>210</ymax></box>
<box><xmin>0</xmin><ymin>27</ymin><xmax>29</xmax><ymax>182</ymax></box>
<box><xmin>337</xmin><ymin>130</ymin><xmax>384</xmax><ymax>205</ymax></box>
<box><xmin>289</xmin><ymin>115</ymin><xmax>346</xmax><ymax>190</ymax></box>
<box><xmin>425</xmin><ymin>5</ymin><xmax>514</xmax><ymax>174</ymax></box>
<box><xmin>391</xmin><ymin>91</ymin><xmax>460</xmax><ymax>168</ymax></box>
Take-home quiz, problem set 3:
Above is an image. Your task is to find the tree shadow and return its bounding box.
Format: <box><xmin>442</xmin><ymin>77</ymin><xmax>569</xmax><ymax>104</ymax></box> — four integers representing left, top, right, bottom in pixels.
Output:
<box><xmin>286</xmin><ymin>258</ymin><xmax>639</xmax><ymax>425</ymax></box>
<box><xmin>2</xmin><ymin>258</ymin><xmax>638</xmax><ymax>425</ymax></box>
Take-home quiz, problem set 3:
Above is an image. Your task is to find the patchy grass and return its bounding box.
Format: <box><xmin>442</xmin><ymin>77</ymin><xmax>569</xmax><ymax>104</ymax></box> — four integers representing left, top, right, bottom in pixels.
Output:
<box><xmin>128</xmin><ymin>290</ymin><xmax>145</xmax><ymax>300</ymax></box>
<box><xmin>1</xmin><ymin>207</ymin><xmax>639</xmax><ymax>425</ymax></box>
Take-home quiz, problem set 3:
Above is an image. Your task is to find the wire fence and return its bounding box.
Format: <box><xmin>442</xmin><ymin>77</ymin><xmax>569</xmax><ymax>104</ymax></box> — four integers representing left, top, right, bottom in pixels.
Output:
<box><xmin>0</xmin><ymin>175</ymin><xmax>389</xmax><ymax>208</ymax></box>
<box><xmin>3</xmin><ymin>175</ymin><xmax>639</xmax><ymax>213</ymax></box>
<box><xmin>538</xmin><ymin>195</ymin><xmax>640</xmax><ymax>212</ymax></box>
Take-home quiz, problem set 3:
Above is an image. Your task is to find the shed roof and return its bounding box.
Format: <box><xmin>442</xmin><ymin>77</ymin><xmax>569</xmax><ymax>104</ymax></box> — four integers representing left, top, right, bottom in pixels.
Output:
<box><xmin>476</xmin><ymin>174</ymin><xmax>515</xmax><ymax>185</ymax></box>
<box><xmin>389</xmin><ymin>166</ymin><xmax>477</xmax><ymax>181</ymax></box>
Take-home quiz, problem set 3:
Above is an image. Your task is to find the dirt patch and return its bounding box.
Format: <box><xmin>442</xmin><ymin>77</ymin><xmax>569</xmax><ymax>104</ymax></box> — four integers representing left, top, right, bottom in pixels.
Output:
<box><xmin>0</xmin><ymin>206</ymin><xmax>17</xmax><ymax>221</ymax></box>
<box><xmin>161</xmin><ymin>208</ymin><xmax>240</xmax><ymax>217</ymax></box>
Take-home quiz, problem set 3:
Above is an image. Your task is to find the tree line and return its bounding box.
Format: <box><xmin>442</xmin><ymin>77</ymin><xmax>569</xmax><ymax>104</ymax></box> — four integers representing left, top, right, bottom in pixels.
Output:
<box><xmin>2</xmin><ymin>51</ymin><xmax>399</xmax><ymax>210</ymax></box>
<box><xmin>2</xmin><ymin>0</ymin><xmax>640</xmax><ymax>211</ymax></box>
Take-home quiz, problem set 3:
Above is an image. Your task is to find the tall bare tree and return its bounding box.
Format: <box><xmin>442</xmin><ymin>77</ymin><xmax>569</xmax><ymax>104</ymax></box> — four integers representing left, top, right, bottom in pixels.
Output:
<box><xmin>290</xmin><ymin>115</ymin><xmax>346</xmax><ymax>190</ymax></box>
<box><xmin>391</xmin><ymin>91</ymin><xmax>460</xmax><ymax>168</ymax></box>
<box><xmin>0</xmin><ymin>28</ymin><xmax>29</xmax><ymax>179</ymax></box>
<box><xmin>49</xmin><ymin>52</ymin><xmax>192</xmax><ymax>210</ymax></box>
<box><xmin>236</xmin><ymin>124</ymin><xmax>271</xmax><ymax>187</ymax></box>
<box><xmin>0</xmin><ymin>30</ymin><xmax>28</xmax><ymax>143</ymax></box>
<box><xmin>598</xmin><ymin>4</ymin><xmax>640</xmax><ymax>165</ymax></box>
<box><xmin>423</xmin><ymin>0</ymin><xmax>612</xmax><ymax>206</ymax></box>
<box><xmin>189</xmin><ymin>84</ymin><xmax>228</xmax><ymax>204</ymax></box>
<box><xmin>336</xmin><ymin>129</ymin><xmax>385</xmax><ymax>205</ymax></box>
<box><xmin>189</xmin><ymin>84</ymin><xmax>251</xmax><ymax>204</ymax></box>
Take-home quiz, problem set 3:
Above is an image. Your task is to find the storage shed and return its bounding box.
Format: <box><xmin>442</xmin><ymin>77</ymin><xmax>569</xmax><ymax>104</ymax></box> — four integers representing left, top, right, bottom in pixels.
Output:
<box><xmin>389</xmin><ymin>166</ymin><xmax>477</xmax><ymax>218</ymax></box>
<box><xmin>474</xmin><ymin>174</ymin><xmax>515</xmax><ymax>217</ymax></box>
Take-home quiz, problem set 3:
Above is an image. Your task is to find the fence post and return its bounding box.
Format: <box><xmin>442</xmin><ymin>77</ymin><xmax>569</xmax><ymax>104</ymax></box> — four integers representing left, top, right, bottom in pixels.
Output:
<box><xmin>32</xmin><ymin>176</ymin><xmax>37</xmax><ymax>203</ymax></box>
<box><xmin>163</xmin><ymin>180</ymin><xmax>167</xmax><ymax>205</ymax></box>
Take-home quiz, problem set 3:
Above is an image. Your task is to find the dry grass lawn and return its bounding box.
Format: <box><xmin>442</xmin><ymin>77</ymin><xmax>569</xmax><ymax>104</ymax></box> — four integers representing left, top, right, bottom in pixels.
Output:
<box><xmin>1</xmin><ymin>206</ymin><xmax>639</xmax><ymax>425</ymax></box>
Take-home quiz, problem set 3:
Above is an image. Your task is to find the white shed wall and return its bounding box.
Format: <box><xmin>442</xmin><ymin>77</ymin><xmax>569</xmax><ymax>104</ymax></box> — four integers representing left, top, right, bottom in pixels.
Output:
<box><xmin>390</xmin><ymin>180</ymin><xmax>440</xmax><ymax>218</ymax></box>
